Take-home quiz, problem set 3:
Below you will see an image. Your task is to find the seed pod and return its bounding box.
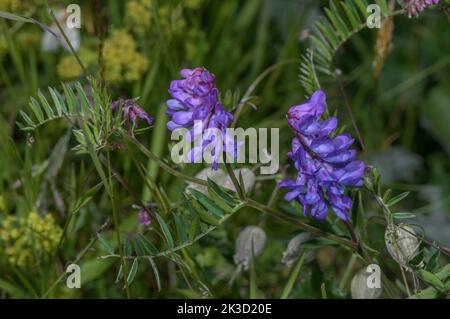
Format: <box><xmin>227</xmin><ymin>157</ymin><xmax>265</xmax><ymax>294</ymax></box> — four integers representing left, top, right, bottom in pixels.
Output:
<box><xmin>282</xmin><ymin>233</ymin><xmax>312</xmax><ymax>267</ymax></box>
<box><xmin>233</xmin><ymin>226</ymin><xmax>267</xmax><ymax>270</ymax></box>
<box><xmin>351</xmin><ymin>268</ymin><xmax>382</xmax><ymax>299</ymax></box>
<box><xmin>385</xmin><ymin>224</ymin><xmax>420</xmax><ymax>268</ymax></box>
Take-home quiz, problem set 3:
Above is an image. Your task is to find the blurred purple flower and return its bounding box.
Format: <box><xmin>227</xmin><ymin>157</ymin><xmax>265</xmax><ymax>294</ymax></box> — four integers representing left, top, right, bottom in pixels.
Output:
<box><xmin>403</xmin><ymin>0</ymin><xmax>440</xmax><ymax>17</ymax></box>
<box><xmin>138</xmin><ymin>209</ymin><xmax>152</xmax><ymax>226</ymax></box>
<box><xmin>279</xmin><ymin>90</ymin><xmax>365</xmax><ymax>221</ymax></box>
<box><xmin>166</xmin><ymin>67</ymin><xmax>234</xmax><ymax>169</ymax></box>
<box><xmin>111</xmin><ymin>99</ymin><xmax>154</xmax><ymax>128</ymax></box>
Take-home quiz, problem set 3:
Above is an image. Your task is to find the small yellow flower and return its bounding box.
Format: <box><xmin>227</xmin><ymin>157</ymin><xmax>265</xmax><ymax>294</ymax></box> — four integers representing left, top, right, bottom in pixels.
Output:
<box><xmin>0</xmin><ymin>211</ymin><xmax>62</xmax><ymax>267</ymax></box>
<box><xmin>57</xmin><ymin>48</ymin><xmax>97</xmax><ymax>80</ymax></box>
<box><xmin>103</xmin><ymin>30</ymin><xmax>149</xmax><ymax>83</ymax></box>
<box><xmin>158</xmin><ymin>5</ymin><xmax>186</xmax><ymax>38</ymax></box>
<box><xmin>125</xmin><ymin>0</ymin><xmax>152</xmax><ymax>35</ymax></box>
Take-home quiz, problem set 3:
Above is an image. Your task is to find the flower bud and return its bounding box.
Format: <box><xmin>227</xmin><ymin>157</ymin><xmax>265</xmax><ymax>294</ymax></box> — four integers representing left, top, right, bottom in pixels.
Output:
<box><xmin>281</xmin><ymin>233</ymin><xmax>312</xmax><ymax>267</ymax></box>
<box><xmin>351</xmin><ymin>268</ymin><xmax>382</xmax><ymax>299</ymax></box>
<box><xmin>233</xmin><ymin>226</ymin><xmax>267</xmax><ymax>270</ymax></box>
<box><xmin>385</xmin><ymin>224</ymin><xmax>420</xmax><ymax>268</ymax></box>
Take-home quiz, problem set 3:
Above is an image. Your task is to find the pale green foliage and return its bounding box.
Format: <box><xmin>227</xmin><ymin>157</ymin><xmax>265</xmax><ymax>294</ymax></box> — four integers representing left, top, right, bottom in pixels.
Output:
<box><xmin>300</xmin><ymin>0</ymin><xmax>395</xmax><ymax>95</ymax></box>
<box><xmin>17</xmin><ymin>78</ymin><xmax>112</xmax><ymax>154</ymax></box>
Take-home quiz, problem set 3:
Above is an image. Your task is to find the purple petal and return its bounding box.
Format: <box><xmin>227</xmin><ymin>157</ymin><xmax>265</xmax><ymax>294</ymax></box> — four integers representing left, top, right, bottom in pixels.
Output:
<box><xmin>172</xmin><ymin>111</ymin><xmax>193</xmax><ymax>125</ymax></box>
<box><xmin>167</xmin><ymin>121</ymin><xmax>182</xmax><ymax>131</ymax></box>
<box><xmin>167</xmin><ymin>99</ymin><xmax>186</xmax><ymax>111</ymax></box>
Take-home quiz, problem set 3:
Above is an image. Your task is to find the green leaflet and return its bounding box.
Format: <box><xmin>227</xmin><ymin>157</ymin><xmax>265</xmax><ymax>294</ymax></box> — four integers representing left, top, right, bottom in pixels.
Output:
<box><xmin>136</xmin><ymin>234</ymin><xmax>159</xmax><ymax>256</ymax></box>
<box><xmin>299</xmin><ymin>0</ymin><xmax>394</xmax><ymax>95</ymax></box>
<box><xmin>189</xmin><ymin>188</ymin><xmax>224</xmax><ymax>218</ymax></box>
<box><xmin>156</xmin><ymin>213</ymin><xmax>175</xmax><ymax>249</ymax></box>
<box><xmin>97</xmin><ymin>233</ymin><xmax>114</xmax><ymax>255</ymax></box>
<box><xmin>190</xmin><ymin>197</ymin><xmax>220</xmax><ymax>226</ymax></box>
<box><xmin>127</xmin><ymin>259</ymin><xmax>139</xmax><ymax>285</ymax></box>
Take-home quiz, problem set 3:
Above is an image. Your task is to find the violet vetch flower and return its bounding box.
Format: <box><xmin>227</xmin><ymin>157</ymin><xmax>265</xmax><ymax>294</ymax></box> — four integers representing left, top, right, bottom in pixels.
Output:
<box><xmin>279</xmin><ymin>90</ymin><xmax>365</xmax><ymax>221</ymax></box>
<box><xmin>111</xmin><ymin>98</ymin><xmax>154</xmax><ymax>128</ymax></box>
<box><xmin>403</xmin><ymin>0</ymin><xmax>440</xmax><ymax>17</ymax></box>
<box><xmin>166</xmin><ymin>68</ymin><xmax>234</xmax><ymax>170</ymax></box>
<box><xmin>138</xmin><ymin>209</ymin><xmax>152</xmax><ymax>226</ymax></box>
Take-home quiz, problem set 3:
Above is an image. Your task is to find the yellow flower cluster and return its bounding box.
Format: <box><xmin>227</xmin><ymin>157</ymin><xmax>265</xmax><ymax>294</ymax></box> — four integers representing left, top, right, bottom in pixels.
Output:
<box><xmin>103</xmin><ymin>30</ymin><xmax>149</xmax><ymax>83</ymax></box>
<box><xmin>0</xmin><ymin>212</ymin><xmax>62</xmax><ymax>267</ymax></box>
<box><xmin>125</xmin><ymin>0</ymin><xmax>152</xmax><ymax>35</ymax></box>
<box><xmin>124</xmin><ymin>1</ymin><xmax>187</xmax><ymax>38</ymax></box>
<box><xmin>57</xmin><ymin>48</ymin><xmax>97</xmax><ymax>80</ymax></box>
<box><xmin>158</xmin><ymin>5</ymin><xmax>186</xmax><ymax>38</ymax></box>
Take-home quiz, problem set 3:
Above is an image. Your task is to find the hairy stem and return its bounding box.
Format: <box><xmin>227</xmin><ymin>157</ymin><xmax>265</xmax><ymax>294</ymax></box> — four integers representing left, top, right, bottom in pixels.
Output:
<box><xmin>126</xmin><ymin>135</ymin><xmax>360</xmax><ymax>251</ymax></box>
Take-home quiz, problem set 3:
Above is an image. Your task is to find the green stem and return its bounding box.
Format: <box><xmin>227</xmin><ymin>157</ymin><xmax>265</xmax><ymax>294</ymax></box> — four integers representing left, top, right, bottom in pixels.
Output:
<box><xmin>128</xmin><ymin>134</ymin><xmax>362</xmax><ymax>252</ymax></box>
<box><xmin>232</xmin><ymin>59</ymin><xmax>298</xmax><ymax>127</ymax></box>
<box><xmin>338</xmin><ymin>253</ymin><xmax>357</xmax><ymax>293</ymax></box>
<box><xmin>45</xmin><ymin>3</ymin><xmax>87</xmax><ymax>74</ymax></box>
<box><xmin>106</xmin><ymin>150</ymin><xmax>131</xmax><ymax>298</ymax></box>
<box><xmin>100</xmin><ymin>202</ymin><xmax>246</xmax><ymax>260</ymax></box>
<box><xmin>280</xmin><ymin>252</ymin><xmax>305</xmax><ymax>299</ymax></box>
<box><xmin>225</xmin><ymin>163</ymin><xmax>245</xmax><ymax>200</ymax></box>
<box><xmin>127</xmin><ymin>135</ymin><xmax>207</xmax><ymax>186</ymax></box>
<box><xmin>42</xmin><ymin>223</ymin><xmax>106</xmax><ymax>298</ymax></box>
<box><xmin>246</xmin><ymin>198</ymin><xmax>358</xmax><ymax>251</ymax></box>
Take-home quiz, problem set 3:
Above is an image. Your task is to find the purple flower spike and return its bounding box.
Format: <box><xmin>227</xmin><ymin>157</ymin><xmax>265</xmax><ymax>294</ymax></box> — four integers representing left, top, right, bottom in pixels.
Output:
<box><xmin>403</xmin><ymin>0</ymin><xmax>440</xmax><ymax>17</ymax></box>
<box><xmin>111</xmin><ymin>99</ymin><xmax>154</xmax><ymax>128</ymax></box>
<box><xmin>279</xmin><ymin>90</ymin><xmax>365</xmax><ymax>222</ymax></box>
<box><xmin>166</xmin><ymin>67</ymin><xmax>234</xmax><ymax>169</ymax></box>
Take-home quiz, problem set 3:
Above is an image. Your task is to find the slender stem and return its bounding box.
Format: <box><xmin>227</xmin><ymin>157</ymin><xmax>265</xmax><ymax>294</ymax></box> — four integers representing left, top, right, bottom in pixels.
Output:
<box><xmin>399</xmin><ymin>264</ymin><xmax>411</xmax><ymax>297</ymax></box>
<box><xmin>336</xmin><ymin>73</ymin><xmax>366</xmax><ymax>152</ymax></box>
<box><xmin>127</xmin><ymin>133</ymin><xmax>362</xmax><ymax>251</ymax></box>
<box><xmin>106</xmin><ymin>150</ymin><xmax>131</xmax><ymax>298</ymax></box>
<box><xmin>225</xmin><ymin>163</ymin><xmax>245</xmax><ymax>200</ymax></box>
<box><xmin>232</xmin><ymin>59</ymin><xmax>298</xmax><ymax>127</ymax></box>
<box><xmin>246</xmin><ymin>199</ymin><xmax>358</xmax><ymax>251</ymax></box>
<box><xmin>127</xmin><ymin>135</ymin><xmax>207</xmax><ymax>186</ymax></box>
<box><xmin>338</xmin><ymin>253</ymin><xmax>357</xmax><ymax>293</ymax></box>
<box><xmin>101</xmin><ymin>203</ymin><xmax>246</xmax><ymax>260</ymax></box>
<box><xmin>42</xmin><ymin>221</ymin><xmax>108</xmax><ymax>298</ymax></box>
<box><xmin>54</xmin><ymin>209</ymin><xmax>75</xmax><ymax>255</ymax></box>
<box><xmin>344</xmin><ymin>221</ymin><xmax>360</xmax><ymax>249</ymax></box>
<box><xmin>45</xmin><ymin>4</ymin><xmax>87</xmax><ymax>74</ymax></box>
<box><xmin>280</xmin><ymin>252</ymin><xmax>305</xmax><ymax>299</ymax></box>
